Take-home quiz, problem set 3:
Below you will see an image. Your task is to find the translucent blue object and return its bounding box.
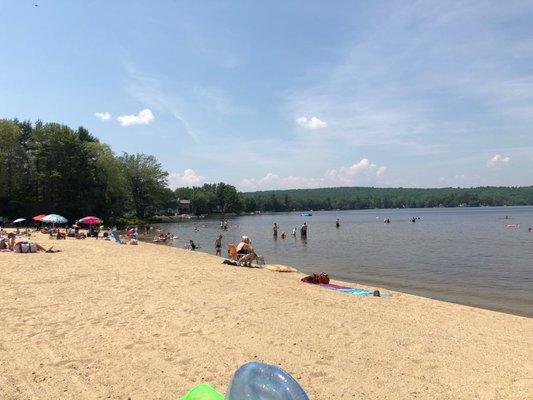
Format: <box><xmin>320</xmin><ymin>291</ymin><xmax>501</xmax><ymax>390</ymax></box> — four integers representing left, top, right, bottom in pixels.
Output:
<box><xmin>227</xmin><ymin>362</ymin><xmax>309</xmax><ymax>400</ymax></box>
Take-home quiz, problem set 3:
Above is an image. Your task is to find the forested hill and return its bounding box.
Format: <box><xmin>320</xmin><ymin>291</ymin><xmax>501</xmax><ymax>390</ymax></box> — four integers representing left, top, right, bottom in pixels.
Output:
<box><xmin>241</xmin><ymin>186</ymin><xmax>533</xmax><ymax>211</ymax></box>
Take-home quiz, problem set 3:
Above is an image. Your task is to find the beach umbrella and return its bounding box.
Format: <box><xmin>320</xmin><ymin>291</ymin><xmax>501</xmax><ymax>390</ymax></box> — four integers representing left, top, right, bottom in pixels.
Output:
<box><xmin>13</xmin><ymin>218</ymin><xmax>26</xmax><ymax>224</ymax></box>
<box><xmin>33</xmin><ymin>214</ymin><xmax>46</xmax><ymax>221</ymax></box>
<box><xmin>41</xmin><ymin>214</ymin><xmax>68</xmax><ymax>224</ymax></box>
<box><xmin>79</xmin><ymin>216</ymin><xmax>103</xmax><ymax>225</ymax></box>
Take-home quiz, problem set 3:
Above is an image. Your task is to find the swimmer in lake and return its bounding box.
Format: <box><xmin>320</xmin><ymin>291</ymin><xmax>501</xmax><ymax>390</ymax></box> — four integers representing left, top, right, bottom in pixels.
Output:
<box><xmin>273</xmin><ymin>222</ymin><xmax>279</xmax><ymax>238</ymax></box>
<box><xmin>281</xmin><ymin>231</ymin><xmax>286</xmax><ymax>239</ymax></box>
<box><xmin>336</xmin><ymin>218</ymin><xmax>340</xmax><ymax>228</ymax></box>
<box><xmin>292</xmin><ymin>227</ymin><xmax>297</xmax><ymax>236</ymax></box>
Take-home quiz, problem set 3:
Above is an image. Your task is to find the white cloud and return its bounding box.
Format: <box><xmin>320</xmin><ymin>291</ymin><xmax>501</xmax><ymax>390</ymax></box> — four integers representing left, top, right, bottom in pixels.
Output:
<box><xmin>377</xmin><ymin>166</ymin><xmax>387</xmax><ymax>177</ymax></box>
<box><xmin>240</xmin><ymin>158</ymin><xmax>386</xmax><ymax>191</ymax></box>
<box><xmin>168</xmin><ymin>169</ymin><xmax>205</xmax><ymax>189</ymax></box>
<box><xmin>487</xmin><ymin>154</ymin><xmax>511</xmax><ymax>167</ymax></box>
<box><xmin>95</xmin><ymin>111</ymin><xmax>111</xmax><ymax>121</ymax></box>
<box><xmin>296</xmin><ymin>116</ymin><xmax>328</xmax><ymax>129</ymax></box>
<box><xmin>117</xmin><ymin>108</ymin><xmax>155</xmax><ymax>127</ymax></box>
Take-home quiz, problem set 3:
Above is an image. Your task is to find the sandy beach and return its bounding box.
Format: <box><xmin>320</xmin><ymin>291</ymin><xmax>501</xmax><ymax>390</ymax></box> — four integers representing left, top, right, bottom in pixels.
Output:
<box><xmin>0</xmin><ymin>232</ymin><xmax>531</xmax><ymax>399</ymax></box>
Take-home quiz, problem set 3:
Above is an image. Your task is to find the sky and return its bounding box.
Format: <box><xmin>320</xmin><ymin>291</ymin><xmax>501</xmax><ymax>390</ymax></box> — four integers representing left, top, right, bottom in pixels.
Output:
<box><xmin>1</xmin><ymin>0</ymin><xmax>532</xmax><ymax>191</ymax></box>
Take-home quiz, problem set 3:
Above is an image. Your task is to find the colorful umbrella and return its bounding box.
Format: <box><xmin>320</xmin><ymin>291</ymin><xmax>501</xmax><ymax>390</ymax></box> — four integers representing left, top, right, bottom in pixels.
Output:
<box><xmin>41</xmin><ymin>214</ymin><xmax>68</xmax><ymax>224</ymax></box>
<box><xmin>79</xmin><ymin>216</ymin><xmax>102</xmax><ymax>225</ymax></box>
<box><xmin>33</xmin><ymin>214</ymin><xmax>46</xmax><ymax>221</ymax></box>
<box><xmin>13</xmin><ymin>218</ymin><xmax>26</xmax><ymax>224</ymax></box>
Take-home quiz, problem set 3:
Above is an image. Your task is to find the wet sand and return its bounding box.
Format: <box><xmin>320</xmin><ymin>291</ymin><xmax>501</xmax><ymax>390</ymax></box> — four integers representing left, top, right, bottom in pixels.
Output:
<box><xmin>0</xmin><ymin>232</ymin><xmax>531</xmax><ymax>399</ymax></box>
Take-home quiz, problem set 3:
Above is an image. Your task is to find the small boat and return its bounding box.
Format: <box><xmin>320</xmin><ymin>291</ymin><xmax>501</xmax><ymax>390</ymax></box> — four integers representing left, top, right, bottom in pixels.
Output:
<box><xmin>300</xmin><ymin>212</ymin><xmax>313</xmax><ymax>217</ymax></box>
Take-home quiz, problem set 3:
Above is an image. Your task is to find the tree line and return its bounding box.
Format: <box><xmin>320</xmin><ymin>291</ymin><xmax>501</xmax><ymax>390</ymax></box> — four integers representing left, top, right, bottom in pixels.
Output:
<box><xmin>240</xmin><ymin>186</ymin><xmax>533</xmax><ymax>212</ymax></box>
<box><xmin>2</xmin><ymin>118</ymin><xmax>532</xmax><ymax>223</ymax></box>
<box><xmin>0</xmin><ymin>119</ymin><xmax>170</xmax><ymax>224</ymax></box>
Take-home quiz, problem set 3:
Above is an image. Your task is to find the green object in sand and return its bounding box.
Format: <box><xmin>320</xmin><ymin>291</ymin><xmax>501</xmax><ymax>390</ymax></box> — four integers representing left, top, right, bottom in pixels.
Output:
<box><xmin>178</xmin><ymin>383</ymin><xmax>225</xmax><ymax>400</ymax></box>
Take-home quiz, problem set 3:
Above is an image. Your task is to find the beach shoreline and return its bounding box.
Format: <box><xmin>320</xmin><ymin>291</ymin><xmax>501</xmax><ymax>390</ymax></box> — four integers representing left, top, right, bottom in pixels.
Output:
<box><xmin>142</xmin><ymin>232</ymin><xmax>533</xmax><ymax>319</ymax></box>
<box><xmin>1</xmin><ymin>232</ymin><xmax>531</xmax><ymax>399</ymax></box>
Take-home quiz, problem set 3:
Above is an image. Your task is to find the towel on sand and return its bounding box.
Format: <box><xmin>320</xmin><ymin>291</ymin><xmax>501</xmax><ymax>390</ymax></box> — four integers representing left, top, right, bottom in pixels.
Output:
<box><xmin>318</xmin><ymin>283</ymin><xmax>374</xmax><ymax>296</ymax></box>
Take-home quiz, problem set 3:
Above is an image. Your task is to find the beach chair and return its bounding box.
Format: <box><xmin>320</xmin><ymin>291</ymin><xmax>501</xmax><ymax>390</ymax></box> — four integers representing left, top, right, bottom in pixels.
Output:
<box><xmin>110</xmin><ymin>230</ymin><xmax>126</xmax><ymax>244</ymax></box>
<box><xmin>228</xmin><ymin>243</ymin><xmax>238</xmax><ymax>260</ymax></box>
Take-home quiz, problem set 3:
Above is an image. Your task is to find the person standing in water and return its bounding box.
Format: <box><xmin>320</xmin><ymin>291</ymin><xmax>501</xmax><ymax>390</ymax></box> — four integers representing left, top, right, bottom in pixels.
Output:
<box><xmin>292</xmin><ymin>227</ymin><xmax>297</xmax><ymax>236</ymax></box>
<box><xmin>300</xmin><ymin>222</ymin><xmax>308</xmax><ymax>238</ymax></box>
<box><xmin>273</xmin><ymin>222</ymin><xmax>279</xmax><ymax>238</ymax></box>
<box><xmin>214</xmin><ymin>234</ymin><xmax>223</xmax><ymax>256</ymax></box>
<box><xmin>335</xmin><ymin>218</ymin><xmax>340</xmax><ymax>228</ymax></box>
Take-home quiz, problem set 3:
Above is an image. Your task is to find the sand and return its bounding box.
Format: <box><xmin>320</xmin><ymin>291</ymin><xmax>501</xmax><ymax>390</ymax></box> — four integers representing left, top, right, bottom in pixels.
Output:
<box><xmin>0</xmin><ymin>232</ymin><xmax>531</xmax><ymax>399</ymax></box>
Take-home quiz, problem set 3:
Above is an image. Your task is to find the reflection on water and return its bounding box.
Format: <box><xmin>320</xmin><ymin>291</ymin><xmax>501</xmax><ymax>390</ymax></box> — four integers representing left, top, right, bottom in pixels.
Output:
<box><xmin>155</xmin><ymin>206</ymin><xmax>533</xmax><ymax>317</ymax></box>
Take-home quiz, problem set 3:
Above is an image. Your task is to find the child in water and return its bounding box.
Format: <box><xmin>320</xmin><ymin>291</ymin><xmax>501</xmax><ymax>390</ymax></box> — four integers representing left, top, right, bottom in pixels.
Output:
<box><xmin>214</xmin><ymin>235</ymin><xmax>223</xmax><ymax>256</ymax></box>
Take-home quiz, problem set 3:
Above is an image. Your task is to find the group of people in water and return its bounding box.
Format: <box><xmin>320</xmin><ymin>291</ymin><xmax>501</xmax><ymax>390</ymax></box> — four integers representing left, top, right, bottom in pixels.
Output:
<box><xmin>272</xmin><ymin>222</ymin><xmax>308</xmax><ymax>239</ymax></box>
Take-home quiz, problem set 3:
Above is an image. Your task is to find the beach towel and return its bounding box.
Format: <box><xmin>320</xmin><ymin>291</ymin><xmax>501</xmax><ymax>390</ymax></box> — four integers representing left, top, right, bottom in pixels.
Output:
<box><xmin>265</xmin><ymin>264</ymin><xmax>298</xmax><ymax>273</ymax></box>
<box><xmin>318</xmin><ymin>283</ymin><xmax>374</xmax><ymax>296</ymax></box>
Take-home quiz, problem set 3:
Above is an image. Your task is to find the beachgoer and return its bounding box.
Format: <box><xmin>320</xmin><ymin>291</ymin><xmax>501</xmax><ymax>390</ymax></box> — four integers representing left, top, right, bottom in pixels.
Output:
<box><xmin>529</xmin><ymin>227</ymin><xmax>532</xmax><ymax>232</ymax></box>
<box><xmin>300</xmin><ymin>222</ymin><xmax>308</xmax><ymax>238</ymax></box>
<box><xmin>236</xmin><ymin>236</ymin><xmax>256</xmax><ymax>266</ymax></box>
<box><xmin>335</xmin><ymin>218</ymin><xmax>340</xmax><ymax>228</ymax></box>
<box><xmin>215</xmin><ymin>235</ymin><xmax>223</xmax><ymax>256</ymax></box>
<box><xmin>273</xmin><ymin>223</ymin><xmax>279</xmax><ymax>238</ymax></box>
<box><xmin>223</xmin><ymin>220</ymin><xmax>228</xmax><ymax>230</ymax></box>
<box><xmin>189</xmin><ymin>240</ymin><xmax>197</xmax><ymax>250</ymax></box>
<box><xmin>220</xmin><ymin>220</ymin><xmax>224</xmax><ymax>230</ymax></box>
<box><xmin>292</xmin><ymin>227</ymin><xmax>297</xmax><ymax>236</ymax></box>
<box><xmin>281</xmin><ymin>232</ymin><xmax>286</xmax><ymax>239</ymax></box>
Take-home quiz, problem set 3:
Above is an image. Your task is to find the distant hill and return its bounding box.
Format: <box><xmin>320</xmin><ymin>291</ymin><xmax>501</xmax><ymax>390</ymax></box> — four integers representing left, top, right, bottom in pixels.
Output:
<box><xmin>241</xmin><ymin>186</ymin><xmax>533</xmax><ymax>211</ymax></box>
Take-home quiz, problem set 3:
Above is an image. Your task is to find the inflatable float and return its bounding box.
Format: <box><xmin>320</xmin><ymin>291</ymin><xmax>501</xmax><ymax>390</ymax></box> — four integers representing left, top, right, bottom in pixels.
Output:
<box><xmin>178</xmin><ymin>361</ymin><xmax>309</xmax><ymax>400</ymax></box>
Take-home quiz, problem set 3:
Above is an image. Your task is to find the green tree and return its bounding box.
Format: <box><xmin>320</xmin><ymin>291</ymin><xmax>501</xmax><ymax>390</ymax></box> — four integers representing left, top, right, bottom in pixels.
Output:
<box><xmin>119</xmin><ymin>153</ymin><xmax>169</xmax><ymax>218</ymax></box>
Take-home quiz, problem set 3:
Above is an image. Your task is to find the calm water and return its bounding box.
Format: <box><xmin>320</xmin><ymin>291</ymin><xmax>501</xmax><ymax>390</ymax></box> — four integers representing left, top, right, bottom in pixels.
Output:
<box><xmin>154</xmin><ymin>207</ymin><xmax>533</xmax><ymax>317</ymax></box>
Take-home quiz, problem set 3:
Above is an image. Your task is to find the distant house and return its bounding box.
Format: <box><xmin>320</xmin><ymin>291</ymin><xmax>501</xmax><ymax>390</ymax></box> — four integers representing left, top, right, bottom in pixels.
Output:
<box><xmin>155</xmin><ymin>199</ymin><xmax>191</xmax><ymax>216</ymax></box>
<box><xmin>178</xmin><ymin>199</ymin><xmax>191</xmax><ymax>214</ymax></box>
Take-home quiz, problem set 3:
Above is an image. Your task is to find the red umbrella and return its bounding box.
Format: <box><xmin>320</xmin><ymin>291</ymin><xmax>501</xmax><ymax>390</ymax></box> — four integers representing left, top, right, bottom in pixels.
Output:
<box><xmin>79</xmin><ymin>216</ymin><xmax>103</xmax><ymax>225</ymax></box>
<box><xmin>33</xmin><ymin>214</ymin><xmax>46</xmax><ymax>221</ymax></box>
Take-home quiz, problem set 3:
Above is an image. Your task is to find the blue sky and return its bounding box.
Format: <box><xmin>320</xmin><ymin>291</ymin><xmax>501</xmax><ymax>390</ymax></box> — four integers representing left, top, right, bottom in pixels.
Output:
<box><xmin>1</xmin><ymin>1</ymin><xmax>532</xmax><ymax>190</ymax></box>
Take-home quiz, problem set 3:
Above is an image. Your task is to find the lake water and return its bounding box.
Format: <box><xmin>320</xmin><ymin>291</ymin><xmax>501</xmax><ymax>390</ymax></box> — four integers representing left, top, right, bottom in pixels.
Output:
<box><xmin>154</xmin><ymin>207</ymin><xmax>533</xmax><ymax>317</ymax></box>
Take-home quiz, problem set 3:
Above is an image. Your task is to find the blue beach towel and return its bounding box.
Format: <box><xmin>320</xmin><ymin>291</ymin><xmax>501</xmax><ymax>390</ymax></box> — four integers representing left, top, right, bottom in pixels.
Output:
<box><xmin>318</xmin><ymin>283</ymin><xmax>373</xmax><ymax>296</ymax></box>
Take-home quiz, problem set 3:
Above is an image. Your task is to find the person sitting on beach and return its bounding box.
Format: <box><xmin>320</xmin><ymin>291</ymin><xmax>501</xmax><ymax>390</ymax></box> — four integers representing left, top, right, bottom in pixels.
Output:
<box><xmin>236</xmin><ymin>236</ymin><xmax>257</xmax><ymax>267</ymax></box>
<box><xmin>214</xmin><ymin>235</ymin><xmax>223</xmax><ymax>256</ymax></box>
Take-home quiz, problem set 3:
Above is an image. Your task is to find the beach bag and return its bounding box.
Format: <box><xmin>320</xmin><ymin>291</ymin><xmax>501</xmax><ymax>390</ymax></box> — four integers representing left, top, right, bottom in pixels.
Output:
<box><xmin>317</xmin><ymin>272</ymin><xmax>330</xmax><ymax>284</ymax></box>
<box><xmin>301</xmin><ymin>272</ymin><xmax>329</xmax><ymax>285</ymax></box>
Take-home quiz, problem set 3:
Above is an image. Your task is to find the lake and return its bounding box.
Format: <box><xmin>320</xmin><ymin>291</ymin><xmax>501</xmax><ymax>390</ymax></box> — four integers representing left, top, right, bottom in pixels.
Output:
<box><xmin>154</xmin><ymin>206</ymin><xmax>533</xmax><ymax>317</ymax></box>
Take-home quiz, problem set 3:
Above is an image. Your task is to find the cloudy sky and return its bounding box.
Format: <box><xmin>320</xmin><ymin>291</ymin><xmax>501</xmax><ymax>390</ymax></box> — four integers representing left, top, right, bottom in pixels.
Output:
<box><xmin>1</xmin><ymin>1</ymin><xmax>532</xmax><ymax>191</ymax></box>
